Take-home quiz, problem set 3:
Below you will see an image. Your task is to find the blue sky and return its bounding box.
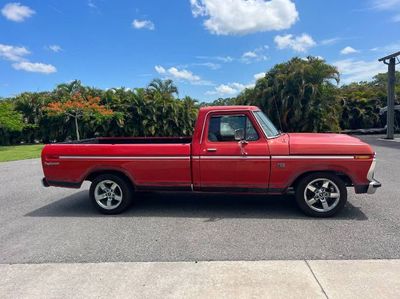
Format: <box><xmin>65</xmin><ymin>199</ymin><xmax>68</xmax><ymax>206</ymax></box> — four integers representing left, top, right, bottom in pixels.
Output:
<box><xmin>1</xmin><ymin>0</ymin><xmax>399</xmax><ymax>101</ymax></box>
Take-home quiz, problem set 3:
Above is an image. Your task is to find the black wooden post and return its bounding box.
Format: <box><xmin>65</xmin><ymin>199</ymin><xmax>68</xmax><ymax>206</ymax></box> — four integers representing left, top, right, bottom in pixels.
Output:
<box><xmin>387</xmin><ymin>58</ymin><xmax>395</xmax><ymax>139</ymax></box>
<box><xmin>379</xmin><ymin>51</ymin><xmax>400</xmax><ymax>140</ymax></box>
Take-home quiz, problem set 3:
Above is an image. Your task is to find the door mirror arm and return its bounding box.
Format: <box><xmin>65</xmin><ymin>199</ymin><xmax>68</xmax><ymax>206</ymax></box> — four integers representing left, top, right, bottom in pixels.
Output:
<box><xmin>238</xmin><ymin>140</ymin><xmax>248</xmax><ymax>155</ymax></box>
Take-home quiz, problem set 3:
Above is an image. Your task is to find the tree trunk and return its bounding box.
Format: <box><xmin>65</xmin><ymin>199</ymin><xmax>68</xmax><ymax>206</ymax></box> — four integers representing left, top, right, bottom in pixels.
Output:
<box><xmin>74</xmin><ymin>117</ymin><xmax>80</xmax><ymax>141</ymax></box>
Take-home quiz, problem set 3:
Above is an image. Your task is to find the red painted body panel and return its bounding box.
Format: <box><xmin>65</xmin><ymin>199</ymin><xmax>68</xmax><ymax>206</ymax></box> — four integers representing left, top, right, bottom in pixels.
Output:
<box><xmin>268</xmin><ymin>157</ymin><xmax>372</xmax><ymax>190</ymax></box>
<box><xmin>42</xmin><ymin>143</ymin><xmax>191</xmax><ymax>186</ymax></box>
<box><xmin>267</xmin><ymin>134</ymin><xmax>289</xmax><ymax>156</ymax></box>
<box><xmin>288</xmin><ymin>133</ymin><xmax>372</xmax><ymax>155</ymax></box>
<box><xmin>41</xmin><ymin>105</ymin><xmax>376</xmax><ymax>194</ymax></box>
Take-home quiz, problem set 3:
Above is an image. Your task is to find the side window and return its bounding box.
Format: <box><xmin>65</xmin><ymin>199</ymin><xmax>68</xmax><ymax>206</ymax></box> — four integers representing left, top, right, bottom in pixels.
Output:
<box><xmin>208</xmin><ymin>115</ymin><xmax>259</xmax><ymax>142</ymax></box>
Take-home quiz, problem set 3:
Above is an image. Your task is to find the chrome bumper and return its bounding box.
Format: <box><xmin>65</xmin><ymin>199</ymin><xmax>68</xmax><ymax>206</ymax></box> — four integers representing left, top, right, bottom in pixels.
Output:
<box><xmin>366</xmin><ymin>158</ymin><xmax>381</xmax><ymax>194</ymax></box>
<box><xmin>367</xmin><ymin>179</ymin><xmax>381</xmax><ymax>194</ymax></box>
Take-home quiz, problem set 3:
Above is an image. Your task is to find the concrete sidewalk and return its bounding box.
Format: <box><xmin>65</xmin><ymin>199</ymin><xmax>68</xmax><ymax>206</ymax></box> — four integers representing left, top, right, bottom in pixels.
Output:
<box><xmin>1</xmin><ymin>260</ymin><xmax>399</xmax><ymax>299</ymax></box>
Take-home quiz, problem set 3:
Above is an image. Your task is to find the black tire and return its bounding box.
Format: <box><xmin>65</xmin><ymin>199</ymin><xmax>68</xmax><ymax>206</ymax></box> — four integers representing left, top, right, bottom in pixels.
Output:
<box><xmin>295</xmin><ymin>172</ymin><xmax>347</xmax><ymax>217</ymax></box>
<box><xmin>89</xmin><ymin>174</ymin><xmax>133</xmax><ymax>215</ymax></box>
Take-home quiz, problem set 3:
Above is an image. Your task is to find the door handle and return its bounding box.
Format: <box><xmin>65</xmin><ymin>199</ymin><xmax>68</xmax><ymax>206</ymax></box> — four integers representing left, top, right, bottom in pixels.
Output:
<box><xmin>207</xmin><ymin>148</ymin><xmax>217</xmax><ymax>152</ymax></box>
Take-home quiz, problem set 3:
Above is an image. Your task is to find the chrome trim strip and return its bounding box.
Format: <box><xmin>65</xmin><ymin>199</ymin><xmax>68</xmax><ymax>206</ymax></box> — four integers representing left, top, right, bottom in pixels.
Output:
<box><xmin>196</xmin><ymin>155</ymin><xmax>354</xmax><ymax>160</ymax></box>
<box><xmin>271</xmin><ymin>155</ymin><xmax>354</xmax><ymax>160</ymax></box>
<box><xmin>251</xmin><ymin>110</ymin><xmax>270</xmax><ymax>139</ymax></box>
<box><xmin>59</xmin><ymin>156</ymin><xmax>189</xmax><ymax>160</ymax></box>
<box><xmin>198</xmin><ymin>156</ymin><xmax>271</xmax><ymax>159</ymax></box>
<box><xmin>44</xmin><ymin>162</ymin><xmax>60</xmax><ymax>166</ymax></box>
<box><xmin>59</xmin><ymin>155</ymin><xmax>356</xmax><ymax>161</ymax></box>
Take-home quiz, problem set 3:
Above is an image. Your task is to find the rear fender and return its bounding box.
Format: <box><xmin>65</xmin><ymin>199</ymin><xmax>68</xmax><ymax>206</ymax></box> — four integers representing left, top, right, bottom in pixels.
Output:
<box><xmin>82</xmin><ymin>165</ymin><xmax>137</xmax><ymax>187</ymax></box>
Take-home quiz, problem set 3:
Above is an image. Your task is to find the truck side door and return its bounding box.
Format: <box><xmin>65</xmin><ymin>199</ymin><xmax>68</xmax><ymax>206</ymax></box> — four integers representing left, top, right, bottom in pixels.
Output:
<box><xmin>198</xmin><ymin>111</ymin><xmax>271</xmax><ymax>192</ymax></box>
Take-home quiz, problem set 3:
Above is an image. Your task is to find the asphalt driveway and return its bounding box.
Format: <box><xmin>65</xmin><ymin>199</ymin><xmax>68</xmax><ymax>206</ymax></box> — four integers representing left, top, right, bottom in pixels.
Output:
<box><xmin>0</xmin><ymin>135</ymin><xmax>399</xmax><ymax>264</ymax></box>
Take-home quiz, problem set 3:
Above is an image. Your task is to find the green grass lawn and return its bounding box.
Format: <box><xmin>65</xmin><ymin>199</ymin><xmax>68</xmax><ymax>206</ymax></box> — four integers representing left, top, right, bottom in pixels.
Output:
<box><xmin>0</xmin><ymin>144</ymin><xmax>44</xmax><ymax>162</ymax></box>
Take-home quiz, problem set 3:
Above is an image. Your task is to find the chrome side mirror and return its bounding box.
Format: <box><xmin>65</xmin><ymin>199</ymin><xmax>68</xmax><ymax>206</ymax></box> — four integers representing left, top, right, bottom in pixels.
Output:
<box><xmin>234</xmin><ymin>128</ymin><xmax>245</xmax><ymax>141</ymax></box>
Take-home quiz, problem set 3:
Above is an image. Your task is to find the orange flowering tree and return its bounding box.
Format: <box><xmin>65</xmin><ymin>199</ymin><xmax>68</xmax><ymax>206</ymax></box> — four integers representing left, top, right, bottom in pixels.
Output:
<box><xmin>46</xmin><ymin>93</ymin><xmax>113</xmax><ymax>140</ymax></box>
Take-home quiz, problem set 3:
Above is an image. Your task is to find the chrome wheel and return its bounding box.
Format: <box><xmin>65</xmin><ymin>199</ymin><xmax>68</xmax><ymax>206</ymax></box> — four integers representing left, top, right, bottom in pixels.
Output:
<box><xmin>94</xmin><ymin>180</ymin><xmax>123</xmax><ymax>210</ymax></box>
<box><xmin>303</xmin><ymin>178</ymin><xmax>340</xmax><ymax>213</ymax></box>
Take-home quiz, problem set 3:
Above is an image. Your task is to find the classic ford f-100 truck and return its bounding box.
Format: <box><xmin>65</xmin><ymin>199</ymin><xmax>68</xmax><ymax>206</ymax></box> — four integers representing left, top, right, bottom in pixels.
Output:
<box><xmin>41</xmin><ymin>106</ymin><xmax>381</xmax><ymax>217</ymax></box>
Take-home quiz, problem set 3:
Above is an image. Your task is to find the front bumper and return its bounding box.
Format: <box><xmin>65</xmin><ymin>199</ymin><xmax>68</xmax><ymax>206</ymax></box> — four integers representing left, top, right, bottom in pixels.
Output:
<box><xmin>354</xmin><ymin>158</ymin><xmax>381</xmax><ymax>194</ymax></box>
<box><xmin>366</xmin><ymin>158</ymin><xmax>380</xmax><ymax>194</ymax></box>
<box><xmin>367</xmin><ymin>179</ymin><xmax>381</xmax><ymax>194</ymax></box>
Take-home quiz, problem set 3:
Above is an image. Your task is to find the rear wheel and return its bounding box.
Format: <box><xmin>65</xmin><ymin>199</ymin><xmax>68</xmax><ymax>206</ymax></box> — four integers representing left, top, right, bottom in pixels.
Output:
<box><xmin>89</xmin><ymin>174</ymin><xmax>133</xmax><ymax>214</ymax></box>
<box><xmin>295</xmin><ymin>173</ymin><xmax>347</xmax><ymax>217</ymax></box>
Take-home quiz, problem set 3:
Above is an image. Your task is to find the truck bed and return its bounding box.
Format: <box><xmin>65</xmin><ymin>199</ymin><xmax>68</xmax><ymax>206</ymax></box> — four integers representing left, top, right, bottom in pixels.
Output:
<box><xmin>42</xmin><ymin>139</ymin><xmax>192</xmax><ymax>188</ymax></box>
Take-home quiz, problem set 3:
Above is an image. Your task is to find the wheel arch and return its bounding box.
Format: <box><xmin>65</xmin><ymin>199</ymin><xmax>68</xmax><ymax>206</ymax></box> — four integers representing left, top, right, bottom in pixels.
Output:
<box><xmin>85</xmin><ymin>168</ymin><xmax>136</xmax><ymax>189</ymax></box>
<box><xmin>289</xmin><ymin>170</ymin><xmax>353</xmax><ymax>190</ymax></box>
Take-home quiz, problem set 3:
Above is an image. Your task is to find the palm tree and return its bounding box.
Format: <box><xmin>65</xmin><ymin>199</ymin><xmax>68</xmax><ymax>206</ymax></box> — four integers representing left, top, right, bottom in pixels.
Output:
<box><xmin>55</xmin><ymin>80</ymin><xmax>87</xmax><ymax>97</ymax></box>
<box><xmin>238</xmin><ymin>56</ymin><xmax>341</xmax><ymax>132</ymax></box>
<box><xmin>180</xmin><ymin>96</ymin><xmax>199</xmax><ymax>135</ymax></box>
<box><xmin>147</xmin><ymin>79</ymin><xmax>178</xmax><ymax>99</ymax></box>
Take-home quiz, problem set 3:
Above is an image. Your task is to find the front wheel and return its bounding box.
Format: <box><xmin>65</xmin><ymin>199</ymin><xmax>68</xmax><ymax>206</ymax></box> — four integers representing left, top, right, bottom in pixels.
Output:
<box><xmin>295</xmin><ymin>173</ymin><xmax>347</xmax><ymax>217</ymax></box>
<box><xmin>89</xmin><ymin>174</ymin><xmax>133</xmax><ymax>214</ymax></box>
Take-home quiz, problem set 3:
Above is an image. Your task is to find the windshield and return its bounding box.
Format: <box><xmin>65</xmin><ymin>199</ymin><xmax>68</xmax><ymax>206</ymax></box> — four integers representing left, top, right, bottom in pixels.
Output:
<box><xmin>253</xmin><ymin>111</ymin><xmax>280</xmax><ymax>138</ymax></box>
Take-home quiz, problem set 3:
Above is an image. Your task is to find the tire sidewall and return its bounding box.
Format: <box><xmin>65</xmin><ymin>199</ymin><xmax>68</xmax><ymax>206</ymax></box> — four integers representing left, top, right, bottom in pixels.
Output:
<box><xmin>90</xmin><ymin>174</ymin><xmax>133</xmax><ymax>214</ymax></box>
<box><xmin>295</xmin><ymin>172</ymin><xmax>347</xmax><ymax>217</ymax></box>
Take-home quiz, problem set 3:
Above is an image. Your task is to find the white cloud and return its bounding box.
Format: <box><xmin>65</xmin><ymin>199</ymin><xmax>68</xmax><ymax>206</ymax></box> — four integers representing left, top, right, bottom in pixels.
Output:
<box><xmin>333</xmin><ymin>59</ymin><xmax>386</xmax><ymax>84</ymax></box>
<box><xmin>274</xmin><ymin>33</ymin><xmax>316</xmax><ymax>52</ymax></box>
<box><xmin>215</xmin><ymin>56</ymin><xmax>233</xmax><ymax>62</ymax></box>
<box><xmin>320</xmin><ymin>37</ymin><xmax>340</xmax><ymax>46</ymax></box>
<box><xmin>12</xmin><ymin>61</ymin><xmax>57</xmax><ymax>74</ymax></box>
<box><xmin>215</xmin><ymin>84</ymin><xmax>237</xmax><ymax>95</ymax></box>
<box><xmin>0</xmin><ymin>43</ymin><xmax>57</xmax><ymax>74</ymax></box>
<box><xmin>370</xmin><ymin>0</ymin><xmax>400</xmax><ymax>22</ymax></box>
<box><xmin>254</xmin><ymin>72</ymin><xmax>265</xmax><ymax>80</ymax></box>
<box><xmin>1</xmin><ymin>2</ymin><xmax>35</xmax><ymax>22</ymax></box>
<box><xmin>193</xmin><ymin>62</ymin><xmax>221</xmax><ymax>69</ymax></box>
<box><xmin>393</xmin><ymin>13</ymin><xmax>400</xmax><ymax>21</ymax></box>
<box><xmin>196</xmin><ymin>55</ymin><xmax>233</xmax><ymax>63</ymax></box>
<box><xmin>371</xmin><ymin>0</ymin><xmax>400</xmax><ymax>10</ymax></box>
<box><xmin>207</xmin><ymin>82</ymin><xmax>253</xmax><ymax>96</ymax></box>
<box><xmin>48</xmin><ymin>45</ymin><xmax>62</xmax><ymax>53</ymax></box>
<box><xmin>190</xmin><ymin>0</ymin><xmax>299</xmax><ymax>35</ymax></box>
<box><xmin>340</xmin><ymin>46</ymin><xmax>359</xmax><ymax>55</ymax></box>
<box><xmin>132</xmin><ymin>19</ymin><xmax>155</xmax><ymax>30</ymax></box>
<box><xmin>155</xmin><ymin>65</ymin><xmax>211</xmax><ymax>85</ymax></box>
<box><xmin>370</xmin><ymin>42</ymin><xmax>400</xmax><ymax>53</ymax></box>
<box><xmin>88</xmin><ymin>0</ymin><xmax>97</xmax><ymax>9</ymax></box>
<box><xmin>168</xmin><ymin>67</ymin><xmax>200</xmax><ymax>81</ymax></box>
<box><xmin>0</xmin><ymin>43</ymin><xmax>30</xmax><ymax>61</ymax></box>
<box><xmin>243</xmin><ymin>52</ymin><xmax>257</xmax><ymax>59</ymax></box>
<box><xmin>242</xmin><ymin>51</ymin><xmax>267</xmax><ymax>63</ymax></box>
<box><xmin>240</xmin><ymin>45</ymin><xmax>268</xmax><ymax>63</ymax></box>
<box><xmin>155</xmin><ymin>65</ymin><xmax>166</xmax><ymax>74</ymax></box>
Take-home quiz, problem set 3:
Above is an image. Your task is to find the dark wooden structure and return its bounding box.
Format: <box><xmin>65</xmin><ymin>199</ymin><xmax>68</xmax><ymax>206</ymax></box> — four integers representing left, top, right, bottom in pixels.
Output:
<box><xmin>379</xmin><ymin>51</ymin><xmax>400</xmax><ymax>139</ymax></box>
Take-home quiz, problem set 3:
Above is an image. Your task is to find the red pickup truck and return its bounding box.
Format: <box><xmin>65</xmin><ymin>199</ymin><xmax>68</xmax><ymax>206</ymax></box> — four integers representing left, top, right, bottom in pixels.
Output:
<box><xmin>41</xmin><ymin>106</ymin><xmax>381</xmax><ymax>217</ymax></box>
